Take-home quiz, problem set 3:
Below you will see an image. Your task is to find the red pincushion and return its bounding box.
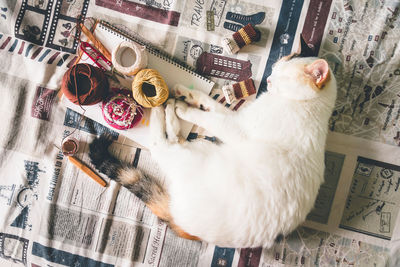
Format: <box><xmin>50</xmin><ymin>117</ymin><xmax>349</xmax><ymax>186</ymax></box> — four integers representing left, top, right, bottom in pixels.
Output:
<box><xmin>102</xmin><ymin>89</ymin><xmax>143</xmax><ymax>130</ymax></box>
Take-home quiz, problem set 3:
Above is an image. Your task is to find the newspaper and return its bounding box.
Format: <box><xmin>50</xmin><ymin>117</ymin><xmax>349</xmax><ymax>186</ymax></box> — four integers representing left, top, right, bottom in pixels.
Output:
<box><xmin>0</xmin><ymin>0</ymin><xmax>400</xmax><ymax>266</ymax></box>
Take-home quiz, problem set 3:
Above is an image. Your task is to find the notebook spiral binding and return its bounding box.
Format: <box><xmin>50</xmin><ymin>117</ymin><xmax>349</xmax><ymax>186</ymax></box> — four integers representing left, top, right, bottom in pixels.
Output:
<box><xmin>99</xmin><ymin>20</ymin><xmax>213</xmax><ymax>84</ymax></box>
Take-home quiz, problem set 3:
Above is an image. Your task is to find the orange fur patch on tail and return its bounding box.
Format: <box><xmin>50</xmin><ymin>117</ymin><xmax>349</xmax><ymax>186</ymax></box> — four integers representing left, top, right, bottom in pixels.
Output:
<box><xmin>169</xmin><ymin>223</ymin><xmax>201</xmax><ymax>241</ymax></box>
<box><xmin>147</xmin><ymin>194</ymin><xmax>172</xmax><ymax>221</ymax></box>
<box><xmin>146</xmin><ymin>194</ymin><xmax>200</xmax><ymax>241</ymax></box>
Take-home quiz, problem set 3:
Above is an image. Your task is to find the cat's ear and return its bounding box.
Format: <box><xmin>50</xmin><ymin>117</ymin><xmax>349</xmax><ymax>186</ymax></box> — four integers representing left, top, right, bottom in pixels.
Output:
<box><xmin>305</xmin><ymin>59</ymin><xmax>330</xmax><ymax>89</ymax></box>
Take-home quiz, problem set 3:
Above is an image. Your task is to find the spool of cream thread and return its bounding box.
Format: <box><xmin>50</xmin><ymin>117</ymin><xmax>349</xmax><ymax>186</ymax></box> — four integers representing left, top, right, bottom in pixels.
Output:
<box><xmin>112</xmin><ymin>41</ymin><xmax>148</xmax><ymax>76</ymax></box>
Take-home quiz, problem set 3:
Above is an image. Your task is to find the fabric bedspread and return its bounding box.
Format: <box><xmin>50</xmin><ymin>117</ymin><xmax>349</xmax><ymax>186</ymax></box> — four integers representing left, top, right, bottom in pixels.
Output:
<box><xmin>0</xmin><ymin>0</ymin><xmax>400</xmax><ymax>266</ymax></box>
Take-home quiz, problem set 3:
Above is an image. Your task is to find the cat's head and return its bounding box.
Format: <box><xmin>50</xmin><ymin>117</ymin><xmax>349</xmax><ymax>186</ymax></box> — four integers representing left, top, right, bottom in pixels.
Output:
<box><xmin>267</xmin><ymin>56</ymin><xmax>336</xmax><ymax>101</ymax></box>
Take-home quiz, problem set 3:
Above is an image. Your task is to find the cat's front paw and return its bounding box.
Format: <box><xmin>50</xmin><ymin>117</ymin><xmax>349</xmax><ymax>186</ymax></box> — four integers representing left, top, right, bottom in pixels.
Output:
<box><xmin>149</xmin><ymin>106</ymin><xmax>166</xmax><ymax>146</ymax></box>
<box><xmin>165</xmin><ymin>99</ymin><xmax>181</xmax><ymax>143</ymax></box>
<box><xmin>150</xmin><ymin>106</ymin><xmax>165</xmax><ymax>122</ymax></box>
<box><xmin>171</xmin><ymin>84</ymin><xmax>189</xmax><ymax>98</ymax></box>
<box><xmin>171</xmin><ymin>84</ymin><xmax>206</xmax><ymax>109</ymax></box>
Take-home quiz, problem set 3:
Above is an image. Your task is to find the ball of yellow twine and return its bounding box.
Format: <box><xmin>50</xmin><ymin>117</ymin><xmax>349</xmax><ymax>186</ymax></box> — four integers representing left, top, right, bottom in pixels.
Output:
<box><xmin>132</xmin><ymin>69</ymin><xmax>169</xmax><ymax>108</ymax></box>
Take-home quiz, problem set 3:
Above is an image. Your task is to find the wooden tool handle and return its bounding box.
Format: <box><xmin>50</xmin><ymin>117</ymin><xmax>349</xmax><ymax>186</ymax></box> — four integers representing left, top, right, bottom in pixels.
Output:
<box><xmin>68</xmin><ymin>156</ymin><xmax>107</xmax><ymax>187</ymax></box>
<box><xmin>79</xmin><ymin>22</ymin><xmax>112</xmax><ymax>62</ymax></box>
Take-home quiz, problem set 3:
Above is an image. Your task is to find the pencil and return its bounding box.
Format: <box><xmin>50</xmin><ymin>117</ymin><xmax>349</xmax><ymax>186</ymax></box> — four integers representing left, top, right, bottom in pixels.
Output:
<box><xmin>68</xmin><ymin>156</ymin><xmax>107</xmax><ymax>187</ymax></box>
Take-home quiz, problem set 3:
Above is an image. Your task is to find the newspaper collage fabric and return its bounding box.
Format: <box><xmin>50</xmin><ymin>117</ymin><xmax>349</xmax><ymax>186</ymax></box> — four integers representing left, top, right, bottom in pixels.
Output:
<box><xmin>0</xmin><ymin>0</ymin><xmax>399</xmax><ymax>266</ymax></box>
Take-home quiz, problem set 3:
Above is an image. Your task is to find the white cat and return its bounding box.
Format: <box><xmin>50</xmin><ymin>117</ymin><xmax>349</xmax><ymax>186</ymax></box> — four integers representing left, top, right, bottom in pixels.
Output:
<box><xmin>89</xmin><ymin>56</ymin><xmax>337</xmax><ymax>248</ymax></box>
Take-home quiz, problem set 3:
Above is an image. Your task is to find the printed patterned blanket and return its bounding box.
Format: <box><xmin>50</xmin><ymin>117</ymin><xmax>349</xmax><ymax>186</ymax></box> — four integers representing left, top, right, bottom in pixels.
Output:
<box><xmin>0</xmin><ymin>0</ymin><xmax>399</xmax><ymax>266</ymax></box>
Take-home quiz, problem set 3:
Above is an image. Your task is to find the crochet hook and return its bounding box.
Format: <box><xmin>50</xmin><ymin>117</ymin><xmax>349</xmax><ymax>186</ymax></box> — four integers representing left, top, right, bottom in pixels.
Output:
<box><xmin>68</xmin><ymin>156</ymin><xmax>107</xmax><ymax>187</ymax></box>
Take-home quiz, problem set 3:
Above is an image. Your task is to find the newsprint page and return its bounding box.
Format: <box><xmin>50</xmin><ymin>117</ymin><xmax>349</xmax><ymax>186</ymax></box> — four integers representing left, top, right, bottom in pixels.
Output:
<box><xmin>0</xmin><ymin>0</ymin><xmax>400</xmax><ymax>266</ymax></box>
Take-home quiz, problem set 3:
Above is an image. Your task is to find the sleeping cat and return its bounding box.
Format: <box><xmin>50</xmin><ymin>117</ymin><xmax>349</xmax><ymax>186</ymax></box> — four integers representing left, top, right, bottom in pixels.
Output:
<box><xmin>89</xmin><ymin>56</ymin><xmax>337</xmax><ymax>248</ymax></box>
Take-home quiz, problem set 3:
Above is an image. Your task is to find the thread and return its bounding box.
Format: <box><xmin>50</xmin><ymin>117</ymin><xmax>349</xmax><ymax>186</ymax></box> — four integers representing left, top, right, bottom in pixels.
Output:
<box><xmin>222</xmin><ymin>78</ymin><xmax>256</xmax><ymax>104</ymax></box>
<box><xmin>62</xmin><ymin>137</ymin><xmax>79</xmax><ymax>156</ymax></box>
<box><xmin>222</xmin><ymin>23</ymin><xmax>261</xmax><ymax>54</ymax></box>
<box><xmin>112</xmin><ymin>41</ymin><xmax>148</xmax><ymax>76</ymax></box>
<box><xmin>132</xmin><ymin>69</ymin><xmax>169</xmax><ymax>108</ymax></box>
<box><xmin>61</xmin><ymin>63</ymin><xmax>109</xmax><ymax>105</ymax></box>
<box><xmin>102</xmin><ymin>88</ymin><xmax>143</xmax><ymax>130</ymax></box>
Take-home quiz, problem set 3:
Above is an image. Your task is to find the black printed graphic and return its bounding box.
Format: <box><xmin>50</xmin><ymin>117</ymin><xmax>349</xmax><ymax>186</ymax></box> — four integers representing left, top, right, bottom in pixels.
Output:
<box><xmin>10</xmin><ymin>160</ymin><xmax>43</xmax><ymax>230</ymax></box>
<box><xmin>14</xmin><ymin>0</ymin><xmax>54</xmax><ymax>45</ymax></box>
<box><xmin>0</xmin><ymin>233</ymin><xmax>28</xmax><ymax>265</ymax></box>
<box><xmin>64</xmin><ymin>108</ymin><xmax>119</xmax><ymax>139</ymax></box>
<box><xmin>340</xmin><ymin>157</ymin><xmax>400</xmax><ymax>240</ymax></box>
<box><xmin>1</xmin><ymin>6</ymin><xmax>7</xmax><ymax>20</ymax></box>
<box><xmin>10</xmin><ymin>206</ymin><xmax>30</xmax><ymax>229</ymax></box>
<box><xmin>46</xmin><ymin>0</ymin><xmax>90</xmax><ymax>53</ymax></box>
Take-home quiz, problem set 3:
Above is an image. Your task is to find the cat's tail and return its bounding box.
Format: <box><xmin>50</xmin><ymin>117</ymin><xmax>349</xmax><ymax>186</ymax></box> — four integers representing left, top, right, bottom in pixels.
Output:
<box><xmin>88</xmin><ymin>135</ymin><xmax>199</xmax><ymax>240</ymax></box>
<box><xmin>89</xmin><ymin>135</ymin><xmax>170</xmax><ymax>218</ymax></box>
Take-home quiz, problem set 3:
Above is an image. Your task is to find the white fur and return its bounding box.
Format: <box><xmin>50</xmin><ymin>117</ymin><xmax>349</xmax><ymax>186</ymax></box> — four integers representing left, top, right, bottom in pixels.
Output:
<box><xmin>149</xmin><ymin>57</ymin><xmax>337</xmax><ymax>248</ymax></box>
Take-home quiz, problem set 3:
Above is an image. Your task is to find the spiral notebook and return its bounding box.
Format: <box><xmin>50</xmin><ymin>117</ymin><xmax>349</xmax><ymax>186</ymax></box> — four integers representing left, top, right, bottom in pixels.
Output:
<box><xmin>63</xmin><ymin>20</ymin><xmax>215</xmax><ymax>148</ymax></box>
